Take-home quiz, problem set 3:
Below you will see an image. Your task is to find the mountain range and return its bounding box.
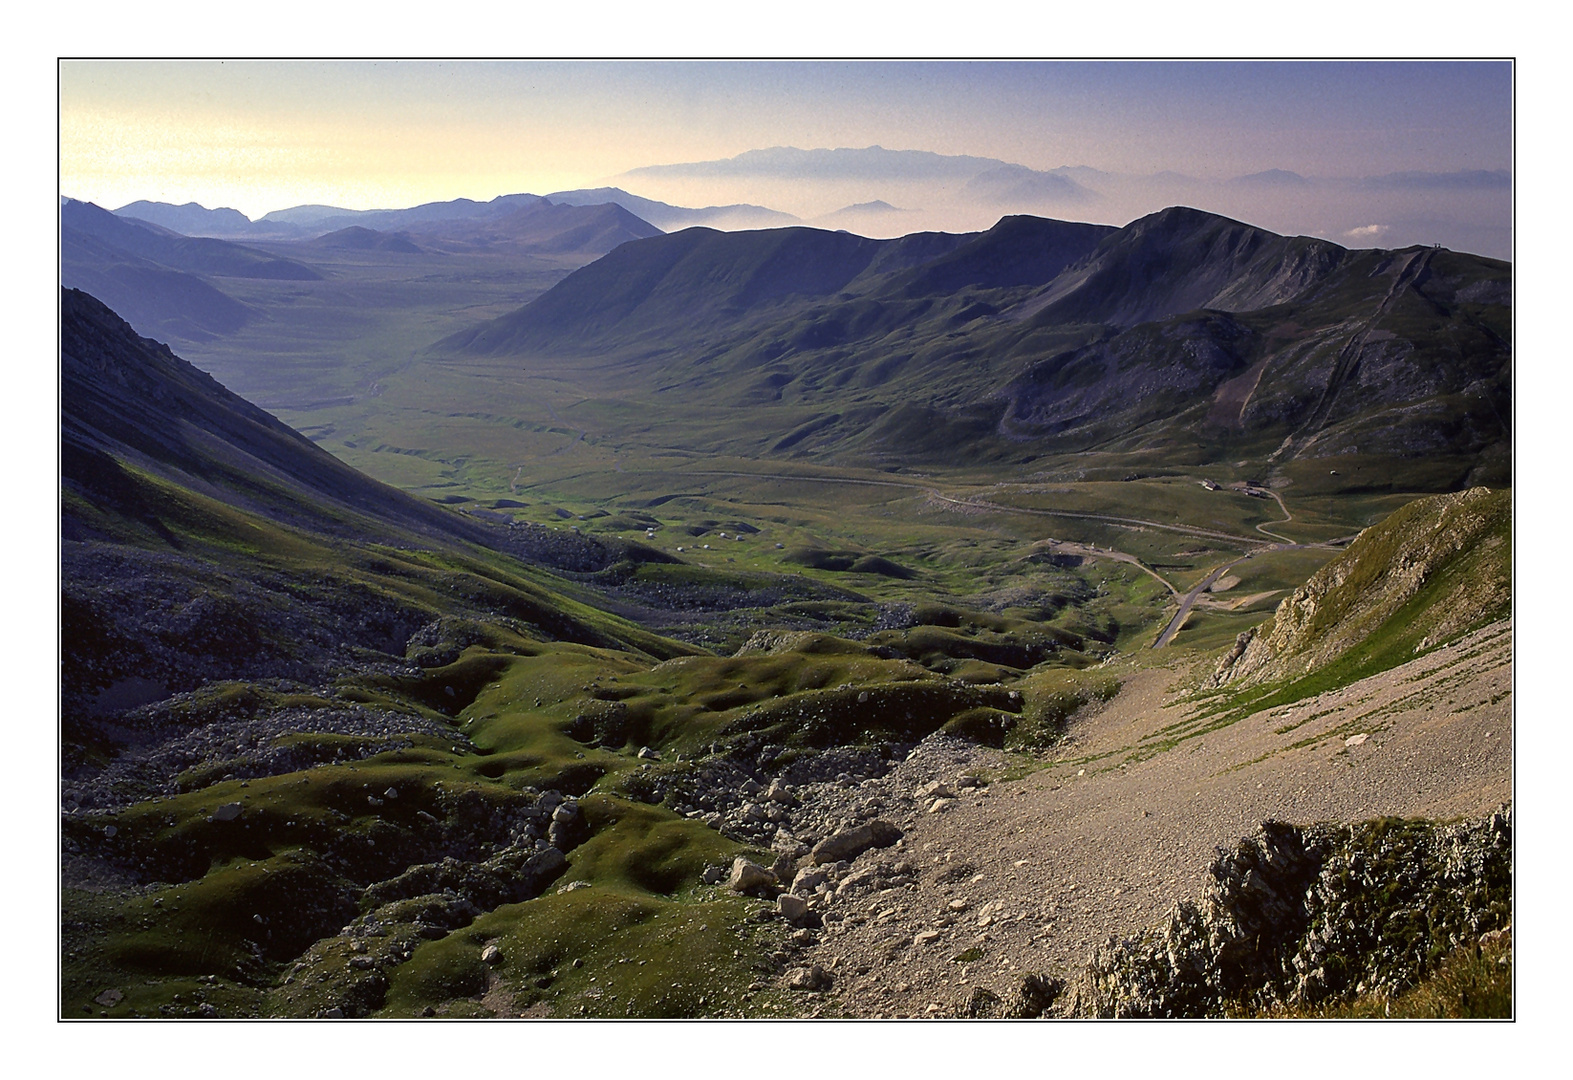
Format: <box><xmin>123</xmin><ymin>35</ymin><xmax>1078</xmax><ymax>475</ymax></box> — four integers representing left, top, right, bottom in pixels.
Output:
<box><xmin>610</xmin><ymin>146</ymin><xmax>1511</xmax><ymax>255</ymax></box>
<box><xmin>101</xmin><ymin>143</ymin><xmax>1512</xmax><ymax>257</ymax></box>
<box><xmin>111</xmin><ymin>192</ymin><xmax>664</xmax><ymax>251</ymax></box>
<box><xmin>61</xmin><ymin>199</ymin><xmax>322</xmax><ymax>339</ymax></box>
<box><xmin>65</xmin><ymin>194</ymin><xmax>667</xmax><ymax>346</ymax></box>
<box><xmin>441</xmin><ymin>205</ymin><xmax>1511</xmax><ymax>483</ymax></box>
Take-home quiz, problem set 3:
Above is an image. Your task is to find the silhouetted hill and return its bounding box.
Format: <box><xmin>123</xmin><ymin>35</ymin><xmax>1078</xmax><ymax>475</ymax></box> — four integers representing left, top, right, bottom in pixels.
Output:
<box><xmin>878</xmin><ymin>215</ymin><xmax>1113</xmax><ymax>298</ymax></box>
<box><xmin>445</xmin><ymin>226</ymin><xmax>895</xmax><ymax>352</ymax></box>
<box><xmin>963</xmin><ymin>165</ymin><xmax>1095</xmax><ymax>204</ymax></box>
<box><xmin>306</xmin><ymin>226</ymin><xmax>425</xmax><ymax>253</ymax></box>
<box><xmin>115</xmin><ymin>200</ymin><xmax>257</xmax><ymax>236</ymax></box>
<box><xmin>64</xmin><ymin>200</ymin><xmax>321</xmax><ymax>280</ymax></box>
<box><xmin>442</xmin><ymin>200</ymin><xmax>662</xmax><ymax>254</ymax></box>
<box><xmin>546</xmin><ymin>187</ymin><xmax>799</xmax><ymax>230</ymax></box>
<box><xmin>258</xmin><ymin>194</ymin><xmax>546</xmax><ymax>233</ymax></box>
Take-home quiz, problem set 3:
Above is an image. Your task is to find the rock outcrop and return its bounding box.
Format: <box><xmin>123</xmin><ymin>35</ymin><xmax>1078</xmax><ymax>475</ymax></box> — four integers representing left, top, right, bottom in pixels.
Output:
<box><xmin>1211</xmin><ymin>487</ymin><xmax>1510</xmax><ymax>688</ymax></box>
<box><xmin>1061</xmin><ymin>807</ymin><xmax>1512</xmax><ymax>1017</ymax></box>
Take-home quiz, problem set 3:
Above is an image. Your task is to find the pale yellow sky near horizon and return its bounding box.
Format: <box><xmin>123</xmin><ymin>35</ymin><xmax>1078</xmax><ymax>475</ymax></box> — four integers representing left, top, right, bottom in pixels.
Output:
<box><xmin>60</xmin><ymin>60</ymin><xmax>1512</xmax><ymax>222</ymax></box>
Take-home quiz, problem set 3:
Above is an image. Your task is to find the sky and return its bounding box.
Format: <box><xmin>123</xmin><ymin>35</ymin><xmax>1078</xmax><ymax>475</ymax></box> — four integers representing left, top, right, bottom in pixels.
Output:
<box><xmin>60</xmin><ymin>61</ymin><xmax>1512</xmax><ymax>242</ymax></box>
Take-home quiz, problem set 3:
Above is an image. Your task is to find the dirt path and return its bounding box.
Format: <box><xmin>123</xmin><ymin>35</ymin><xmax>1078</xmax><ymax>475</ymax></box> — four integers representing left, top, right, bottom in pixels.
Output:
<box><xmin>1034</xmin><ymin>539</ymin><xmax>1179</xmax><ymax>599</ymax></box>
<box><xmin>792</xmin><ymin>618</ymin><xmax>1512</xmax><ymax>1017</ymax></box>
<box><xmin>1248</xmin><ymin>486</ymin><xmax>1296</xmax><ymax>543</ymax></box>
<box><xmin>925</xmin><ymin>490</ymin><xmax>1269</xmax><ymax>548</ymax></box>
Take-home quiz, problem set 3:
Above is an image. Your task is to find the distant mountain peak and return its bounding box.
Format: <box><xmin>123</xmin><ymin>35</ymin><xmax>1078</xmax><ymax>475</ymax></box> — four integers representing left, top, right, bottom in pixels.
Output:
<box><xmin>622</xmin><ymin>145</ymin><xmax>1015</xmax><ymax>183</ymax></box>
<box><xmin>1230</xmin><ymin>169</ymin><xmax>1312</xmax><ymax>186</ymax></box>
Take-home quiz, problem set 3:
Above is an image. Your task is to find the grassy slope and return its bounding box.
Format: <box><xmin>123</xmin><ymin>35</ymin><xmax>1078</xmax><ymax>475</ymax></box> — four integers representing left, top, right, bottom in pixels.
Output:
<box><xmin>1189</xmin><ymin>487</ymin><xmax>1511</xmax><ymax>725</ymax></box>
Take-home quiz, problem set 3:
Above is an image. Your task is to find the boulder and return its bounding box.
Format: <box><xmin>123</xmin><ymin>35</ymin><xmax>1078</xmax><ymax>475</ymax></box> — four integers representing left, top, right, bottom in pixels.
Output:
<box><xmin>212</xmin><ymin>803</ymin><xmax>242</xmax><ymax>822</ymax></box>
<box><xmin>770</xmin><ymin>829</ymin><xmax>809</xmax><ymax>857</ymax></box>
<box><xmin>810</xmin><ymin>820</ymin><xmax>902</xmax><ymax>865</ymax></box>
<box><xmin>792</xmin><ymin>867</ymin><xmax>829</xmax><ymax>895</ymax></box>
<box><xmin>727</xmin><ymin>858</ymin><xmax>778</xmax><ymax>894</ymax></box>
<box><xmin>778</xmin><ymin>893</ymin><xmax>810</xmax><ymax>923</ymax></box>
<box><xmin>785</xmin><ymin>965</ymin><xmax>833</xmax><ymax>991</ymax></box>
<box><xmin>551</xmin><ymin>800</ymin><xmax>580</xmax><ymax>823</ymax></box>
<box><xmin>769</xmin><ymin>851</ymin><xmax>798</xmax><ymax>883</ymax></box>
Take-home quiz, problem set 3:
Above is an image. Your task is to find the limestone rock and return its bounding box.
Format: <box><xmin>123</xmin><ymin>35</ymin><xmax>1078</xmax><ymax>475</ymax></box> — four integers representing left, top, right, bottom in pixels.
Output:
<box><xmin>785</xmin><ymin>965</ymin><xmax>833</xmax><ymax>991</ymax></box>
<box><xmin>727</xmin><ymin>857</ymin><xmax>778</xmax><ymax>894</ymax></box>
<box><xmin>810</xmin><ymin>820</ymin><xmax>902</xmax><ymax>865</ymax></box>
<box><xmin>778</xmin><ymin>893</ymin><xmax>810</xmax><ymax>923</ymax></box>
<box><xmin>769</xmin><ymin>851</ymin><xmax>798</xmax><ymax>883</ymax></box>
<box><xmin>792</xmin><ymin>867</ymin><xmax>829</xmax><ymax>895</ymax></box>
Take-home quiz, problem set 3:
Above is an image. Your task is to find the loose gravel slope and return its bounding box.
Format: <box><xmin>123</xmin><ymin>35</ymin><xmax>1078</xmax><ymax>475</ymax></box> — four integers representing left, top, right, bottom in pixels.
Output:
<box><xmin>791</xmin><ymin>618</ymin><xmax>1511</xmax><ymax>1017</ymax></box>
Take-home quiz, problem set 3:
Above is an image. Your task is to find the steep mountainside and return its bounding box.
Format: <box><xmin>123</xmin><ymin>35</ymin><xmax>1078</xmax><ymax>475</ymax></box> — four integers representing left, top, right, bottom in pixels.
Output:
<box><xmin>63</xmin><ymin>288</ymin><xmax>488</xmax><ymax>542</ymax></box>
<box><xmin>1209</xmin><ymin>486</ymin><xmax>1510</xmax><ymax>689</ymax></box>
<box><xmin>61</xmin><ymin>288</ymin><xmax>687</xmax><ymax>719</ymax></box>
<box><xmin>441</xmin><ymin>207</ymin><xmax>1509</xmax><ymax>482</ymax></box>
